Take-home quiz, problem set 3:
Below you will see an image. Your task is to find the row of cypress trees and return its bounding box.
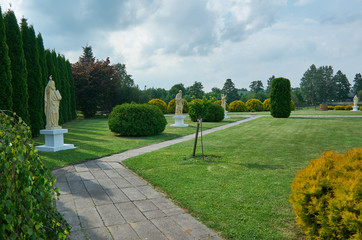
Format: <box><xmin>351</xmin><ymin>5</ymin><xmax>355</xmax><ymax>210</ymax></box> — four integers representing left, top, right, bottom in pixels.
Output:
<box><xmin>0</xmin><ymin>6</ymin><xmax>76</xmax><ymax>136</ymax></box>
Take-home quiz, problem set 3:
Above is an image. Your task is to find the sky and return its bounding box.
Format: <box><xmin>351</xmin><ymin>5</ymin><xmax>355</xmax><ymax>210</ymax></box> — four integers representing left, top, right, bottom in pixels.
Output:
<box><xmin>1</xmin><ymin>0</ymin><xmax>361</xmax><ymax>92</ymax></box>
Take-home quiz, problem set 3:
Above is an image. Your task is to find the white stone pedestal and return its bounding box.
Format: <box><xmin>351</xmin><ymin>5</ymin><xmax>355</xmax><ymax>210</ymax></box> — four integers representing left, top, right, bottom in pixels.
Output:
<box><xmin>224</xmin><ymin>110</ymin><xmax>230</xmax><ymax>119</ymax></box>
<box><xmin>35</xmin><ymin>129</ymin><xmax>75</xmax><ymax>152</ymax></box>
<box><xmin>351</xmin><ymin>106</ymin><xmax>360</xmax><ymax>111</ymax></box>
<box><xmin>170</xmin><ymin>115</ymin><xmax>189</xmax><ymax>127</ymax></box>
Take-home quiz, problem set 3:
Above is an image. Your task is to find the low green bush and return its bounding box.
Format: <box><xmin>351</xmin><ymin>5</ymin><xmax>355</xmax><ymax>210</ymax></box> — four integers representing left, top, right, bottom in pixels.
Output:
<box><xmin>290</xmin><ymin>148</ymin><xmax>361</xmax><ymax>240</ymax></box>
<box><xmin>345</xmin><ymin>104</ymin><xmax>353</xmax><ymax>110</ymax></box>
<box><xmin>229</xmin><ymin>100</ymin><xmax>247</xmax><ymax>112</ymax></box>
<box><xmin>188</xmin><ymin>98</ymin><xmax>224</xmax><ymax>122</ymax></box>
<box><xmin>334</xmin><ymin>105</ymin><xmax>345</xmax><ymax>110</ymax></box>
<box><xmin>0</xmin><ymin>111</ymin><xmax>70</xmax><ymax>239</ymax></box>
<box><xmin>245</xmin><ymin>99</ymin><xmax>264</xmax><ymax>112</ymax></box>
<box><xmin>108</xmin><ymin>104</ymin><xmax>167</xmax><ymax>136</ymax></box>
<box><xmin>328</xmin><ymin>106</ymin><xmax>335</xmax><ymax>110</ymax></box>
<box><xmin>214</xmin><ymin>100</ymin><xmax>229</xmax><ymax>111</ymax></box>
<box><xmin>167</xmin><ymin>98</ymin><xmax>189</xmax><ymax>114</ymax></box>
<box><xmin>263</xmin><ymin>98</ymin><xmax>270</xmax><ymax>111</ymax></box>
<box><xmin>148</xmin><ymin>99</ymin><xmax>167</xmax><ymax>113</ymax></box>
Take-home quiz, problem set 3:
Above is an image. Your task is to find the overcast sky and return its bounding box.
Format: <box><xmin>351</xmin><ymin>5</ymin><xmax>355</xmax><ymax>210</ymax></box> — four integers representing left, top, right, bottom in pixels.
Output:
<box><xmin>1</xmin><ymin>0</ymin><xmax>361</xmax><ymax>91</ymax></box>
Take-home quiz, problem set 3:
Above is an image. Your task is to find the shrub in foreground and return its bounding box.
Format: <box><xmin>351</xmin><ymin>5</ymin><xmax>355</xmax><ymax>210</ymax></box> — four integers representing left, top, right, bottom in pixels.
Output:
<box><xmin>334</xmin><ymin>105</ymin><xmax>345</xmax><ymax>110</ymax></box>
<box><xmin>271</xmin><ymin>77</ymin><xmax>291</xmax><ymax>118</ymax></box>
<box><xmin>188</xmin><ymin>98</ymin><xmax>224</xmax><ymax>122</ymax></box>
<box><xmin>0</xmin><ymin>111</ymin><xmax>70</xmax><ymax>239</ymax></box>
<box><xmin>148</xmin><ymin>98</ymin><xmax>167</xmax><ymax>113</ymax></box>
<box><xmin>290</xmin><ymin>148</ymin><xmax>362</xmax><ymax>240</ymax></box>
<box><xmin>229</xmin><ymin>100</ymin><xmax>247</xmax><ymax>112</ymax></box>
<box><xmin>345</xmin><ymin>104</ymin><xmax>353</xmax><ymax>110</ymax></box>
<box><xmin>245</xmin><ymin>99</ymin><xmax>264</xmax><ymax>112</ymax></box>
<box><xmin>108</xmin><ymin>103</ymin><xmax>167</xmax><ymax>136</ymax></box>
<box><xmin>167</xmin><ymin>98</ymin><xmax>189</xmax><ymax>114</ymax></box>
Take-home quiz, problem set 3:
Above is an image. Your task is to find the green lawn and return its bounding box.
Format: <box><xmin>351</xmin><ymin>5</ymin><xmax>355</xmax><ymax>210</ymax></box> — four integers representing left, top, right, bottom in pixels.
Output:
<box><xmin>124</xmin><ymin>117</ymin><xmax>362</xmax><ymax>239</ymax></box>
<box><xmin>227</xmin><ymin>108</ymin><xmax>362</xmax><ymax>116</ymax></box>
<box><xmin>33</xmin><ymin>116</ymin><xmax>245</xmax><ymax>170</ymax></box>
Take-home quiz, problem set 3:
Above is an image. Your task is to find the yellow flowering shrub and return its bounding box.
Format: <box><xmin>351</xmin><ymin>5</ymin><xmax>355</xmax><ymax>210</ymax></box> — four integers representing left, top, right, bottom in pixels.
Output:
<box><xmin>229</xmin><ymin>100</ymin><xmax>247</xmax><ymax>112</ymax></box>
<box><xmin>334</xmin><ymin>105</ymin><xmax>345</xmax><ymax>110</ymax></box>
<box><xmin>290</xmin><ymin>149</ymin><xmax>362</xmax><ymax>240</ymax></box>
<box><xmin>263</xmin><ymin>98</ymin><xmax>270</xmax><ymax>111</ymax></box>
<box><xmin>214</xmin><ymin>100</ymin><xmax>229</xmax><ymax>111</ymax></box>
<box><xmin>345</xmin><ymin>104</ymin><xmax>353</xmax><ymax>110</ymax></box>
<box><xmin>148</xmin><ymin>99</ymin><xmax>167</xmax><ymax>113</ymax></box>
<box><xmin>291</xmin><ymin>100</ymin><xmax>296</xmax><ymax>111</ymax></box>
<box><xmin>245</xmin><ymin>99</ymin><xmax>263</xmax><ymax>111</ymax></box>
<box><xmin>328</xmin><ymin>106</ymin><xmax>334</xmax><ymax>110</ymax></box>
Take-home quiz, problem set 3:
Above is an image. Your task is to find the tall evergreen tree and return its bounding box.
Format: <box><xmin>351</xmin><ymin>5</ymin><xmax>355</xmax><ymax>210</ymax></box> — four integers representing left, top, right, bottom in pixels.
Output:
<box><xmin>271</xmin><ymin>77</ymin><xmax>291</xmax><ymax>118</ymax></box>
<box><xmin>300</xmin><ymin>64</ymin><xmax>318</xmax><ymax>105</ymax></box>
<box><xmin>316</xmin><ymin>66</ymin><xmax>335</xmax><ymax>103</ymax></box>
<box><xmin>222</xmin><ymin>79</ymin><xmax>239</xmax><ymax>103</ymax></box>
<box><xmin>21</xmin><ymin>19</ymin><xmax>43</xmax><ymax>136</ymax></box>
<box><xmin>50</xmin><ymin>50</ymin><xmax>63</xmax><ymax>124</ymax></box>
<box><xmin>353</xmin><ymin>73</ymin><xmax>362</xmax><ymax>95</ymax></box>
<box><xmin>4</xmin><ymin>10</ymin><xmax>29</xmax><ymax>122</ymax></box>
<box><xmin>0</xmin><ymin>6</ymin><xmax>13</xmax><ymax>111</ymax></box>
<box><xmin>36</xmin><ymin>33</ymin><xmax>48</xmax><ymax>88</ymax></box>
<box><xmin>66</xmin><ymin>60</ymin><xmax>77</xmax><ymax>119</ymax></box>
<box><xmin>249</xmin><ymin>80</ymin><xmax>264</xmax><ymax>93</ymax></box>
<box><xmin>333</xmin><ymin>70</ymin><xmax>350</xmax><ymax>101</ymax></box>
<box><xmin>57</xmin><ymin>54</ymin><xmax>69</xmax><ymax>122</ymax></box>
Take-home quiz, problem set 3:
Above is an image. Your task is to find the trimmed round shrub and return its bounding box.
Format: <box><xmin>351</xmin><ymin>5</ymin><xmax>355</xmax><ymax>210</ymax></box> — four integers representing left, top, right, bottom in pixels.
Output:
<box><xmin>167</xmin><ymin>98</ymin><xmax>189</xmax><ymax>114</ymax></box>
<box><xmin>214</xmin><ymin>100</ymin><xmax>229</xmax><ymax>111</ymax></box>
<box><xmin>0</xmin><ymin>111</ymin><xmax>70</xmax><ymax>239</ymax></box>
<box><xmin>148</xmin><ymin>99</ymin><xmax>167</xmax><ymax>113</ymax></box>
<box><xmin>271</xmin><ymin>77</ymin><xmax>291</xmax><ymax>118</ymax></box>
<box><xmin>359</xmin><ymin>106</ymin><xmax>362</xmax><ymax>111</ymax></box>
<box><xmin>290</xmin><ymin>100</ymin><xmax>295</xmax><ymax>111</ymax></box>
<box><xmin>345</xmin><ymin>104</ymin><xmax>353</xmax><ymax>110</ymax></box>
<box><xmin>328</xmin><ymin>106</ymin><xmax>334</xmax><ymax>110</ymax></box>
<box><xmin>190</xmin><ymin>99</ymin><xmax>202</xmax><ymax>103</ymax></box>
<box><xmin>108</xmin><ymin>104</ymin><xmax>167</xmax><ymax>136</ymax></box>
<box><xmin>334</xmin><ymin>105</ymin><xmax>345</xmax><ymax>110</ymax></box>
<box><xmin>229</xmin><ymin>100</ymin><xmax>247</xmax><ymax>112</ymax></box>
<box><xmin>290</xmin><ymin>149</ymin><xmax>362</xmax><ymax>240</ymax></box>
<box><xmin>189</xmin><ymin>98</ymin><xmax>224</xmax><ymax>122</ymax></box>
<box><xmin>263</xmin><ymin>98</ymin><xmax>271</xmax><ymax>111</ymax></box>
<box><xmin>245</xmin><ymin>99</ymin><xmax>264</xmax><ymax>112</ymax></box>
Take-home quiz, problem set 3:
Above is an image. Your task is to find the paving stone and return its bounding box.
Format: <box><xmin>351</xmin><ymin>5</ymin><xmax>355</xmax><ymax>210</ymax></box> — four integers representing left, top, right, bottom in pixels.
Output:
<box><xmin>62</xmin><ymin>165</ymin><xmax>76</xmax><ymax>173</ymax></box>
<box><xmin>125</xmin><ymin>176</ymin><xmax>147</xmax><ymax>187</ymax></box>
<box><xmin>54</xmin><ymin>172</ymin><xmax>67</xmax><ymax>182</ymax></box>
<box><xmin>162</xmin><ymin>207</ymin><xmax>185</xmax><ymax>216</ymax></box>
<box><xmin>90</xmin><ymin>169</ymin><xmax>109</xmax><ymax>179</ymax></box>
<box><xmin>84</xmin><ymin>160</ymin><xmax>100</xmax><ymax>169</ymax></box>
<box><xmin>115</xmin><ymin>168</ymin><xmax>135</xmax><ymax>178</ymax></box>
<box><xmin>74</xmin><ymin>163</ymin><xmax>89</xmax><ymax>172</ymax></box>
<box><xmin>78</xmin><ymin>207</ymin><xmax>104</xmax><ymax>229</ymax></box>
<box><xmin>68</xmin><ymin>180</ymin><xmax>87</xmax><ymax>194</ymax></box>
<box><xmin>61</xmin><ymin>210</ymin><xmax>81</xmax><ymax>232</ymax></box>
<box><xmin>134</xmin><ymin>200</ymin><xmax>158</xmax><ymax>212</ymax></box>
<box><xmin>55</xmin><ymin>181</ymin><xmax>71</xmax><ymax>195</ymax></box>
<box><xmin>78</xmin><ymin>171</ymin><xmax>95</xmax><ymax>180</ymax></box>
<box><xmin>137</xmin><ymin>185</ymin><xmax>162</xmax><ymax>199</ymax></box>
<box><xmin>115</xmin><ymin>202</ymin><xmax>146</xmax><ymax>223</ymax></box>
<box><xmin>151</xmin><ymin>217</ymin><xmax>193</xmax><ymax>240</ymax></box>
<box><xmin>105</xmin><ymin>188</ymin><xmax>130</xmax><ymax>203</ymax></box>
<box><xmin>121</xmin><ymin>188</ymin><xmax>147</xmax><ymax>201</ymax></box>
<box><xmin>68</xmin><ymin>230</ymin><xmax>86</xmax><ymax>240</ymax></box>
<box><xmin>97</xmin><ymin>162</ymin><xmax>113</xmax><ymax>170</ymax></box>
<box><xmin>108</xmin><ymin>224</ymin><xmax>139</xmax><ymax>240</ymax></box>
<box><xmin>56</xmin><ymin>196</ymin><xmax>76</xmax><ymax>212</ymax></box>
<box><xmin>151</xmin><ymin>197</ymin><xmax>176</xmax><ymax>210</ymax></box>
<box><xmin>143</xmin><ymin>209</ymin><xmax>166</xmax><ymax>220</ymax></box>
<box><xmin>83</xmin><ymin>179</ymin><xmax>103</xmax><ymax>192</ymax></box>
<box><xmin>66</xmin><ymin>172</ymin><xmax>82</xmax><ymax>182</ymax></box>
<box><xmin>130</xmin><ymin>221</ymin><xmax>167</xmax><ymax>240</ymax></box>
<box><xmin>170</xmin><ymin>213</ymin><xmax>217</xmax><ymax>239</ymax></box>
<box><xmin>111</xmin><ymin>177</ymin><xmax>132</xmax><ymax>188</ymax></box>
<box><xmin>74</xmin><ymin>192</ymin><xmax>95</xmax><ymax>210</ymax></box>
<box><xmin>96</xmin><ymin>204</ymin><xmax>126</xmax><ymax>226</ymax></box>
<box><xmin>84</xmin><ymin>227</ymin><xmax>113</xmax><ymax>240</ymax></box>
<box><xmin>105</xmin><ymin>162</ymin><xmax>124</xmax><ymax>169</ymax></box>
<box><xmin>104</xmin><ymin>169</ymin><xmax>121</xmax><ymax>178</ymax></box>
<box><xmin>97</xmin><ymin>178</ymin><xmax>118</xmax><ymax>189</ymax></box>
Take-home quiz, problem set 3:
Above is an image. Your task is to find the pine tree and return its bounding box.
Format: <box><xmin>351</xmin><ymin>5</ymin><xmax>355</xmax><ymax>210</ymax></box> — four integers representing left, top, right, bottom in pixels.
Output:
<box><xmin>57</xmin><ymin>54</ymin><xmax>69</xmax><ymax>122</ymax></box>
<box><xmin>222</xmin><ymin>79</ymin><xmax>239</xmax><ymax>103</ymax></box>
<box><xmin>21</xmin><ymin>19</ymin><xmax>43</xmax><ymax>136</ymax></box>
<box><xmin>353</xmin><ymin>73</ymin><xmax>362</xmax><ymax>95</ymax></box>
<box><xmin>36</xmin><ymin>33</ymin><xmax>48</xmax><ymax>88</ymax></box>
<box><xmin>4</xmin><ymin>10</ymin><xmax>29</xmax><ymax>122</ymax></box>
<box><xmin>0</xmin><ymin>6</ymin><xmax>13</xmax><ymax>111</ymax></box>
<box><xmin>50</xmin><ymin>50</ymin><xmax>63</xmax><ymax>124</ymax></box>
<box><xmin>66</xmin><ymin>60</ymin><xmax>77</xmax><ymax>119</ymax></box>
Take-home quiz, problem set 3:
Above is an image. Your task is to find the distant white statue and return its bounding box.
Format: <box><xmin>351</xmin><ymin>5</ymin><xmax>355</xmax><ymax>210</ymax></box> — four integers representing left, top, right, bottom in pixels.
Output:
<box><xmin>353</xmin><ymin>95</ymin><xmax>358</xmax><ymax>106</ymax></box>
<box><xmin>175</xmin><ymin>90</ymin><xmax>184</xmax><ymax>115</ymax></box>
<box><xmin>221</xmin><ymin>94</ymin><xmax>227</xmax><ymax>111</ymax></box>
<box><xmin>44</xmin><ymin>76</ymin><xmax>62</xmax><ymax>129</ymax></box>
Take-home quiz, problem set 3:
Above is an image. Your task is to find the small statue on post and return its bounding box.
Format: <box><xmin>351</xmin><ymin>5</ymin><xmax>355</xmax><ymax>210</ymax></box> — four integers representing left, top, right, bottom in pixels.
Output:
<box><xmin>171</xmin><ymin>90</ymin><xmax>188</xmax><ymax>127</ymax></box>
<box><xmin>351</xmin><ymin>95</ymin><xmax>359</xmax><ymax>111</ymax></box>
<box><xmin>221</xmin><ymin>93</ymin><xmax>230</xmax><ymax>118</ymax></box>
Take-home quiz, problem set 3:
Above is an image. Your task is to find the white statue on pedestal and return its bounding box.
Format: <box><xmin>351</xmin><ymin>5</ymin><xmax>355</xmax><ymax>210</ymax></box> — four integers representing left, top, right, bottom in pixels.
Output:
<box><xmin>44</xmin><ymin>76</ymin><xmax>62</xmax><ymax>130</ymax></box>
<box><xmin>353</xmin><ymin>95</ymin><xmax>358</xmax><ymax>107</ymax></box>
<box><xmin>221</xmin><ymin>94</ymin><xmax>227</xmax><ymax>111</ymax></box>
<box><xmin>175</xmin><ymin>90</ymin><xmax>184</xmax><ymax>115</ymax></box>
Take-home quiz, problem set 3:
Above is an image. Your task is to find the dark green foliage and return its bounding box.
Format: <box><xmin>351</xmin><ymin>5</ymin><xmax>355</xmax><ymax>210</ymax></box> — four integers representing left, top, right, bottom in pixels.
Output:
<box><xmin>353</xmin><ymin>73</ymin><xmax>362</xmax><ymax>95</ymax></box>
<box><xmin>188</xmin><ymin>97</ymin><xmax>224</xmax><ymax>122</ymax></box>
<box><xmin>108</xmin><ymin>104</ymin><xmax>167</xmax><ymax>136</ymax></box>
<box><xmin>249</xmin><ymin>80</ymin><xmax>264</xmax><ymax>93</ymax></box>
<box><xmin>0</xmin><ymin>6</ymin><xmax>13</xmax><ymax>111</ymax></box>
<box><xmin>66</xmin><ymin>60</ymin><xmax>77</xmax><ymax>119</ymax></box>
<box><xmin>57</xmin><ymin>55</ymin><xmax>70</xmax><ymax>123</ymax></box>
<box><xmin>21</xmin><ymin>19</ymin><xmax>43</xmax><ymax>136</ymax></box>
<box><xmin>222</xmin><ymin>79</ymin><xmax>239</xmax><ymax>103</ymax></box>
<box><xmin>36</xmin><ymin>33</ymin><xmax>48</xmax><ymax>88</ymax></box>
<box><xmin>333</xmin><ymin>70</ymin><xmax>350</xmax><ymax>101</ymax></box>
<box><xmin>0</xmin><ymin>111</ymin><xmax>70</xmax><ymax>239</ymax></box>
<box><xmin>4</xmin><ymin>10</ymin><xmax>29</xmax><ymax>123</ymax></box>
<box><xmin>271</xmin><ymin>77</ymin><xmax>291</xmax><ymax>118</ymax></box>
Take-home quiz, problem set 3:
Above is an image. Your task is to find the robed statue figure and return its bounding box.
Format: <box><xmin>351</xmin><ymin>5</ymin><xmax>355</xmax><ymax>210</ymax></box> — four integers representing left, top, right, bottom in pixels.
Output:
<box><xmin>175</xmin><ymin>90</ymin><xmax>184</xmax><ymax>115</ymax></box>
<box><xmin>44</xmin><ymin>76</ymin><xmax>62</xmax><ymax>129</ymax></box>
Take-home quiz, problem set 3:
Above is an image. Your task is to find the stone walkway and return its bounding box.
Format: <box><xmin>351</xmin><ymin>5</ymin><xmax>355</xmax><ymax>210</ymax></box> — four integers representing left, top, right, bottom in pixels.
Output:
<box><xmin>53</xmin><ymin>116</ymin><xmax>264</xmax><ymax>240</ymax></box>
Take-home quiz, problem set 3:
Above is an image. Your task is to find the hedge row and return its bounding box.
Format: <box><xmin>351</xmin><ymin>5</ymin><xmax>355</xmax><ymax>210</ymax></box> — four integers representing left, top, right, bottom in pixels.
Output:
<box><xmin>330</xmin><ymin>105</ymin><xmax>361</xmax><ymax>110</ymax></box>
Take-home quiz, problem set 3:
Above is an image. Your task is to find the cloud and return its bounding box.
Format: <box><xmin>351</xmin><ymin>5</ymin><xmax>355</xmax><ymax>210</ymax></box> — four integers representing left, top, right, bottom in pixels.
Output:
<box><xmin>294</xmin><ymin>0</ymin><xmax>314</xmax><ymax>6</ymax></box>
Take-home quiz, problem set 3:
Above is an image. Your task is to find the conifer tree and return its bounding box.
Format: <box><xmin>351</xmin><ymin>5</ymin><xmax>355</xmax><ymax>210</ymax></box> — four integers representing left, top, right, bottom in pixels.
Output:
<box><xmin>4</xmin><ymin>10</ymin><xmax>29</xmax><ymax>122</ymax></box>
<box><xmin>50</xmin><ymin>50</ymin><xmax>63</xmax><ymax>124</ymax></box>
<box><xmin>0</xmin><ymin>6</ymin><xmax>13</xmax><ymax>111</ymax></box>
<box><xmin>21</xmin><ymin>19</ymin><xmax>43</xmax><ymax>136</ymax></box>
<box><xmin>36</xmin><ymin>33</ymin><xmax>48</xmax><ymax>88</ymax></box>
<box><xmin>58</xmin><ymin>54</ymin><xmax>69</xmax><ymax>122</ymax></box>
<box><xmin>66</xmin><ymin>60</ymin><xmax>77</xmax><ymax>119</ymax></box>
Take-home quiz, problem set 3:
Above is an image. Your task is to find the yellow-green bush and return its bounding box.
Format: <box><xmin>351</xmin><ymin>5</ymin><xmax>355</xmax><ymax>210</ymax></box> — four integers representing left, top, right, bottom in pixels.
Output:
<box><xmin>359</xmin><ymin>106</ymin><xmax>362</xmax><ymax>111</ymax></box>
<box><xmin>245</xmin><ymin>99</ymin><xmax>264</xmax><ymax>112</ymax></box>
<box><xmin>190</xmin><ymin>99</ymin><xmax>202</xmax><ymax>103</ymax></box>
<box><xmin>148</xmin><ymin>99</ymin><xmax>167</xmax><ymax>113</ymax></box>
<box><xmin>291</xmin><ymin>100</ymin><xmax>295</xmax><ymax>111</ymax></box>
<box><xmin>328</xmin><ymin>106</ymin><xmax>334</xmax><ymax>110</ymax></box>
<box><xmin>345</xmin><ymin>104</ymin><xmax>353</xmax><ymax>110</ymax></box>
<box><xmin>290</xmin><ymin>149</ymin><xmax>362</xmax><ymax>240</ymax></box>
<box><xmin>167</xmin><ymin>99</ymin><xmax>189</xmax><ymax>114</ymax></box>
<box><xmin>229</xmin><ymin>100</ymin><xmax>247</xmax><ymax>112</ymax></box>
<box><xmin>214</xmin><ymin>100</ymin><xmax>229</xmax><ymax>111</ymax></box>
<box><xmin>263</xmin><ymin>98</ymin><xmax>270</xmax><ymax>111</ymax></box>
<box><xmin>334</xmin><ymin>105</ymin><xmax>345</xmax><ymax>110</ymax></box>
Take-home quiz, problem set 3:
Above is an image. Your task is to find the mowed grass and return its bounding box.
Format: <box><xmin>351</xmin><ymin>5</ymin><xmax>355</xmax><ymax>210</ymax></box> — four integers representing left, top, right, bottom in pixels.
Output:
<box><xmin>33</xmin><ymin>116</ymin><xmax>246</xmax><ymax>170</ymax></box>
<box><xmin>227</xmin><ymin>108</ymin><xmax>362</xmax><ymax>116</ymax></box>
<box><xmin>124</xmin><ymin>117</ymin><xmax>362</xmax><ymax>239</ymax></box>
